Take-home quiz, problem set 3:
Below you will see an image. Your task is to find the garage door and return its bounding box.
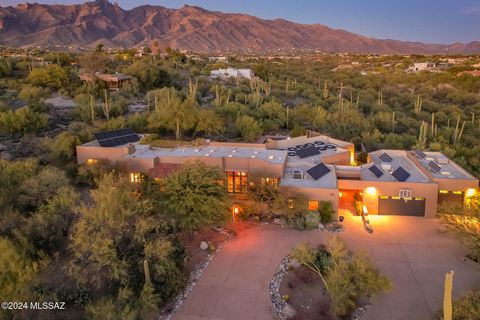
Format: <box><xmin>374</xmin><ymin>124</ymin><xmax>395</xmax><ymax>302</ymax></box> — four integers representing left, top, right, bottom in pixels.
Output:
<box><xmin>378</xmin><ymin>197</ymin><xmax>425</xmax><ymax>216</ymax></box>
<box><xmin>438</xmin><ymin>191</ymin><xmax>464</xmax><ymax>205</ymax></box>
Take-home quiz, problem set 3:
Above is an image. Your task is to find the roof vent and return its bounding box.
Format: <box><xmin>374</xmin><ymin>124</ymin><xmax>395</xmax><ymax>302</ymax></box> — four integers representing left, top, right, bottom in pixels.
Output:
<box><xmin>228</xmin><ymin>154</ymin><xmax>233</xmax><ymax>158</ymax></box>
<box><xmin>268</xmin><ymin>155</ymin><xmax>274</xmax><ymax>160</ymax></box>
<box><xmin>205</xmin><ymin>154</ymin><xmax>210</xmax><ymax>157</ymax></box>
<box><xmin>251</xmin><ymin>155</ymin><xmax>256</xmax><ymax>159</ymax></box>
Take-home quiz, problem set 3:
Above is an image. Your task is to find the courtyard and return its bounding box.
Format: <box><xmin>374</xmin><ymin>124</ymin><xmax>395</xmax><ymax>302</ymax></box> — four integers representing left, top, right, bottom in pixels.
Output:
<box><xmin>173</xmin><ymin>213</ymin><xmax>480</xmax><ymax>320</ymax></box>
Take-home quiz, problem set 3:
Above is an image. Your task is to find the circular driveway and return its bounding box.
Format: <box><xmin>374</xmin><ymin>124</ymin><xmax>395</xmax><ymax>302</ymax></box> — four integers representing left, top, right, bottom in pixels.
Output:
<box><xmin>173</xmin><ymin>214</ymin><xmax>480</xmax><ymax>320</ymax></box>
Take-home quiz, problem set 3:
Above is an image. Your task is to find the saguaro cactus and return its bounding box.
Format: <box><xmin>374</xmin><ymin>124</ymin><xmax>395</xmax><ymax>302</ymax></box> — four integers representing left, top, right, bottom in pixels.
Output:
<box><xmin>414</xmin><ymin>94</ymin><xmax>422</xmax><ymax>114</ymax></box>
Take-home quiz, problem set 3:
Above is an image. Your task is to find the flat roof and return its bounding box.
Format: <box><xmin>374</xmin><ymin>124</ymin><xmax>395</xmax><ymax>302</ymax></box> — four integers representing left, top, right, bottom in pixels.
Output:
<box><xmin>361</xmin><ymin>150</ymin><xmax>431</xmax><ymax>183</ymax></box>
<box><xmin>415</xmin><ymin>151</ymin><xmax>477</xmax><ymax>181</ymax></box>
<box><xmin>125</xmin><ymin>144</ymin><xmax>287</xmax><ymax>165</ymax></box>
<box><xmin>281</xmin><ymin>155</ymin><xmax>337</xmax><ymax>189</ymax></box>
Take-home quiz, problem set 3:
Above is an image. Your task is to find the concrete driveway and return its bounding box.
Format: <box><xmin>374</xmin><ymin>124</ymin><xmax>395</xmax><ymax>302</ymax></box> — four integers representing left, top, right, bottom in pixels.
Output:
<box><xmin>173</xmin><ymin>214</ymin><xmax>480</xmax><ymax>320</ymax></box>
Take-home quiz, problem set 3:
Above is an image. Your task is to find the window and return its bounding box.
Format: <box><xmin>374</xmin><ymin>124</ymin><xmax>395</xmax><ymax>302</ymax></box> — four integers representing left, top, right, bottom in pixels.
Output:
<box><xmin>261</xmin><ymin>177</ymin><xmax>279</xmax><ymax>186</ymax></box>
<box><xmin>308</xmin><ymin>200</ymin><xmax>319</xmax><ymax>211</ymax></box>
<box><xmin>130</xmin><ymin>173</ymin><xmax>142</xmax><ymax>183</ymax></box>
<box><xmin>87</xmin><ymin>159</ymin><xmax>98</xmax><ymax>165</ymax></box>
<box><xmin>226</xmin><ymin>171</ymin><xmax>248</xmax><ymax>193</ymax></box>
<box><xmin>399</xmin><ymin>189</ymin><xmax>412</xmax><ymax>198</ymax></box>
<box><xmin>439</xmin><ymin>190</ymin><xmax>449</xmax><ymax>194</ymax></box>
<box><xmin>288</xmin><ymin>199</ymin><xmax>294</xmax><ymax>209</ymax></box>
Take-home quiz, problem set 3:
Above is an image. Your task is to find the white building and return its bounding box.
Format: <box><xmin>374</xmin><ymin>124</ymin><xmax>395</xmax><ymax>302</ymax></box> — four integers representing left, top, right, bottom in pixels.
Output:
<box><xmin>411</xmin><ymin>62</ymin><xmax>436</xmax><ymax>72</ymax></box>
<box><xmin>210</xmin><ymin>68</ymin><xmax>253</xmax><ymax>80</ymax></box>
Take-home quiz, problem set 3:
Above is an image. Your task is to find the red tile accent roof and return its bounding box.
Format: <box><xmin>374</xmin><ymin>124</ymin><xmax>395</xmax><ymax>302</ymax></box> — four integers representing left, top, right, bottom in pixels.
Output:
<box><xmin>147</xmin><ymin>163</ymin><xmax>182</xmax><ymax>179</ymax></box>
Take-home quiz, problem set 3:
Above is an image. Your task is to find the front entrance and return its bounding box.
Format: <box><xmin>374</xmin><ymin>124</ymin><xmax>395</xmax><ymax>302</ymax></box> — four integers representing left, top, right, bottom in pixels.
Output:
<box><xmin>339</xmin><ymin>189</ymin><xmax>362</xmax><ymax>216</ymax></box>
<box><xmin>378</xmin><ymin>197</ymin><xmax>425</xmax><ymax>216</ymax></box>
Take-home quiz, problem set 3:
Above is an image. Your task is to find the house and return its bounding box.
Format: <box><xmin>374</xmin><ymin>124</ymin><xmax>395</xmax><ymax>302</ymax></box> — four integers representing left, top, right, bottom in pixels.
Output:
<box><xmin>76</xmin><ymin>129</ymin><xmax>478</xmax><ymax>219</ymax></box>
<box><xmin>79</xmin><ymin>72</ymin><xmax>132</xmax><ymax>91</ymax></box>
<box><xmin>410</xmin><ymin>62</ymin><xmax>436</xmax><ymax>72</ymax></box>
<box><xmin>210</xmin><ymin>68</ymin><xmax>253</xmax><ymax>80</ymax></box>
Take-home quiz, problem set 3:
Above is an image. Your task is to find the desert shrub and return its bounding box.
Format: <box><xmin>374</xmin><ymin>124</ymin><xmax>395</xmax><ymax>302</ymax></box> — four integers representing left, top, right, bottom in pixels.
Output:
<box><xmin>318</xmin><ymin>201</ymin><xmax>334</xmax><ymax>224</ymax></box>
<box><xmin>305</xmin><ymin>210</ymin><xmax>320</xmax><ymax>229</ymax></box>
<box><xmin>436</xmin><ymin>290</ymin><xmax>480</xmax><ymax>320</ymax></box>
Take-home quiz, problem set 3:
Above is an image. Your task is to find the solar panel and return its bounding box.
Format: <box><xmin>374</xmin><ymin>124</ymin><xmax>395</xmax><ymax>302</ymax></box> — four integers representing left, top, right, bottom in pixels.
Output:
<box><xmin>379</xmin><ymin>153</ymin><xmax>393</xmax><ymax>162</ymax></box>
<box><xmin>326</xmin><ymin>145</ymin><xmax>336</xmax><ymax>149</ymax></box>
<box><xmin>314</xmin><ymin>141</ymin><xmax>325</xmax><ymax>145</ymax></box>
<box><xmin>296</xmin><ymin>147</ymin><xmax>320</xmax><ymax>158</ymax></box>
<box><xmin>368</xmin><ymin>165</ymin><xmax>384</xmax><ymax>178</ymax></box>
<box><xmin>318</xmin><ymin>146</ymin><xmax>327</xmax><ymax>151</ymax></box>
<box><xmin>288</xmin><ymin>147</ymin><xmax>296</xmax><ymax>151</ymax></box>
<box><xmin>307</xmin><ymin>163</ymin><xmax>331</xmax><ymax>180</ymax></box>
<box><xmin>95</xmin><ymin>128</ymin><xmax>140</xmax><ymax>147</ymax></box>
<box><xmin>391</xmin><ymin>166</ymin><xmax>410</xmax><ymax>182</ymax></box>
<box><xmin>414</xmin><ymin>150</ymin><xmax>426</xmax><ymax>159</ymax></box>
<box><xmin>288</xmin><ymin>151</ymin><xmax>297</xmax><ymax>157</ymax></box>
<box><xmin>428</xmin><ymin>161</ymin><xmax>441</xmax><ymax>173</ymax></box>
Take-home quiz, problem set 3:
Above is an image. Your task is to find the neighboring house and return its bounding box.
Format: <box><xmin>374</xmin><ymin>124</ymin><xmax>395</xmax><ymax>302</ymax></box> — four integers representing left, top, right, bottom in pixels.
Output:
<box><xmin>210</xmin><ymin>68</ymin><xmax>253</xmax><ymax>80</ymax></box>
<box><xmin>76</xmin><ymin>129</ymin><xmax>479</xmax><ymax>219</ymax></box>
<box><xmin>79</xmin><ymin>72</ymin><xmax>132</xmax><ymax>91</ymax></box>
<box><xmin>410</xmin><ymin>62</ymin><xmax>436</xmax><ymax>72</ymax></box>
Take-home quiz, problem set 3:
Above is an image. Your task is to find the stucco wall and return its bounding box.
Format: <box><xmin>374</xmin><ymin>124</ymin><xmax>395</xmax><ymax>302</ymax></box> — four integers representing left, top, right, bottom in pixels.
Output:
<box><xmin>338</xmin><ymin>179</ymin><xmax>438</xmax><ymax>218</ymax></box>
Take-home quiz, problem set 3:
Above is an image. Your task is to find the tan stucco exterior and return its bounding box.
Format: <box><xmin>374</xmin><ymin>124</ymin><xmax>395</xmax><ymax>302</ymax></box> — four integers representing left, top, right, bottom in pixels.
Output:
<box><xmin>76</xmin><ymin>134</ymin><xmax>478</xmax><ymax>219</ymax></box>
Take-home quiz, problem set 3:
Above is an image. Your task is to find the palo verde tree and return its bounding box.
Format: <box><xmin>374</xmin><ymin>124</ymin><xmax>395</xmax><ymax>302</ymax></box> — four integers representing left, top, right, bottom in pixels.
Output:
<box><xmin>69</xmin><ymin>173</ymin><xmax>186</xmax><ymax>317</ymax></box>
<box><xmin>162</xmin><ymin>161</ymin><xmax>230</xmax><ymax>232</ymax></box>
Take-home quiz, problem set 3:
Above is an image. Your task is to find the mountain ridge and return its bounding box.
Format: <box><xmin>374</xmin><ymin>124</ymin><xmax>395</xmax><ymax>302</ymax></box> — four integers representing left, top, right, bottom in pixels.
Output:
<box><xmin>0</xmin><ymin>0</ymin><xmax>479</xmax><ymax>54</ymax></box>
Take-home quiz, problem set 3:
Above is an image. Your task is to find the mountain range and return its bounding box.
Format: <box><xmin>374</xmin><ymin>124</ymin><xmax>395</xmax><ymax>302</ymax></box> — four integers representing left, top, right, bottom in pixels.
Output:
<box><xmin>1</xmin><ymin>0</ymin><xmax>479</xmax><ymax>54</ymax></box>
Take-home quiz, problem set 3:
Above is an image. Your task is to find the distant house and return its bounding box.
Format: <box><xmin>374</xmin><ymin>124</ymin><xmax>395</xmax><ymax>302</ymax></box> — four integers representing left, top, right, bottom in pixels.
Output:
<box><xmin>79</xmin><ymin>72</ymin><xmax>132</xmax><ymax>91</ymax></box>
<box><xmin>210</xmin><ymin>68</ymin><xmax>253</xmax><ymax>80</ymax></box>
<box><xmin>411</xmin><ymin>62</ymin><xmax>436</xmax><ymax>72</ymax></box>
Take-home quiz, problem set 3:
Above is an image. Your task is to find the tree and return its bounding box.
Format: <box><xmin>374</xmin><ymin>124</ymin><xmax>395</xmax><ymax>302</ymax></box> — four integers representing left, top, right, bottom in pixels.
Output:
<box><xmin>193</xmin><ymin>109</ymin><xmax>225</xmax><ymax>137</ymax></box>
<box><xmin>0</xmin><ymin>107</ymin><xmax>48</xmax><ymax>136</ymax></box>
<box><xmin>79</xmin><ymin>52</ymin><xmax>107</xmax><ymax>74</ymax></box>
<box><xmin>439</xmin><ymin>194</ymin><xmax>480</xmax><ymax>261</ymax></box>
<box><xmin>95</xmin><ymin>44</ymin><xmax>104</xmax><ymax>53</ymax></box>
<box><xmin>0</xmin><ymin>237</ymin><xmax>39</xmax><ymax>302</ymax></box>
<box><xmin>147</xmin><ymin>87</ymin><xmax>197</xmax><ymax>140</ymax></box>
<box><xmin>19</xmin><ymin>85</ymin><xmax>50</xmax><ymax>109</ymax></box>
<box><xmin>162</xmin><ymin>161</ymin><xmax>230</xmax><ymax>232</ymax></box>
<box><xmin>69</xmin><ymin>173</ymin><xmax>186</xmax><ymax>311</ymax></box>
<box><xmin>125</xmin><ymin>62</ymin><xmax>170</xmax><ymax>91</ymax></box>
<box><xmin>235</xmin><ymin>115</ymin><xmax>262</xmax><ymax>141</ymax></box>
<box><xmin>441</xmin><ymin>290</ymin><xmax>480</xmax><ymax>320</ymax></box>
<box><xmin>290</xmin><ymin>243</ymin><xmax>329</xmax><ymax>290</ymax></box>
<box><xmin>27</xmin><ymin>64</ymin><xmax>69</xmax><ymax>90</ymax></box>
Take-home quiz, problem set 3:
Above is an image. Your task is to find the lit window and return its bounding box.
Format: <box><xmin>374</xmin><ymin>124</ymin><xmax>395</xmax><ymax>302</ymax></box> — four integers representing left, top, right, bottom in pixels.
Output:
<box><xmin>130</xmin><ymin>173</ymin><xmax>142</xmax><ymax>183</ymax></box>
<box><xmin>261</xmin><ymin>177</ymin><xmax>279</xmax><ymax>186</ymax></box>
<box><xmin>226</xmin><ymin>171</ymin><xmax>248</xmax><ymax>193</ymax></box>
<box><xmin>87</xmin><ymin>159</ymin><xmax>98</xmax><ymax>165</ymax></box>
<box><xmin>288</xmin><ymin>199</ymin><xmax>294</xmax><ymax>209</ymax></box>
<box><xmin>452</xmin><ymin>191</ymin><xmax>463</xmax><ymax>195</ymax></box>
<box><xmin>439</xmin><ymin>190</ymin><xmax>449</xmax><ymax>194</ymax></box>
<box><xmin>308</xmin><ymin>200</ymin><xmax>319</xmax><ymax>211</ymax></box>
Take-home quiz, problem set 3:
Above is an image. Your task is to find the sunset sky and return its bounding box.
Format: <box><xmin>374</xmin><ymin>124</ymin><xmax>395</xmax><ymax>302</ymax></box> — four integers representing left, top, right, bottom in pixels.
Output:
<box><xmin>3</xmin><ymin>0</ymin><xmax>480</xmax><ymax>44</ymax></box>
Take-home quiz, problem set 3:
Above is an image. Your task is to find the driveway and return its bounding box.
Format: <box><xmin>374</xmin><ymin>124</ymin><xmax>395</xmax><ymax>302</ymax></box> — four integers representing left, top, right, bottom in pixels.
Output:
<box><xmin>173</xmin><ymin>214</ymin><xmax>480</xmax><ymax>320</ymax></box>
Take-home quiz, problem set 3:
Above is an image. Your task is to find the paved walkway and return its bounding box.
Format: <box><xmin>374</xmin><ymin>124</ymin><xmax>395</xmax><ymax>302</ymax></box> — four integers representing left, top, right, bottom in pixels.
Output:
<box><xmin>174</xmin><ymin>214</ymin><xmax>480</xmax><ymax>320</ymax></box>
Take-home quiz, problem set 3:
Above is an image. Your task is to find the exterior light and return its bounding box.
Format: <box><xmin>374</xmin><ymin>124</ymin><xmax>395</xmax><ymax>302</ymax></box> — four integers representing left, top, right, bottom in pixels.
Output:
<box><xmin>339</xmin><ymin>192</ymin><xmax>343</xmax><ymax>198</ymax></box>
<box><xmin>466</xmin><ymin>188</ymin><xmax>476</xmax><ymax>198</ymax></box>
<box><xmin>365</xmin><ymin>187</ymin><xmax>377</xmax><ymax>196</ymax></box>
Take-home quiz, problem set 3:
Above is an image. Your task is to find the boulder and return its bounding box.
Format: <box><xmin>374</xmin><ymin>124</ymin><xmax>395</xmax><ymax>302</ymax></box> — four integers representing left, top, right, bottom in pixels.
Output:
<box><xmin>0</xmin><ymin>143</ymin><xmax>7</xmax><ymax>152</ymax></box>
<box><xmin>318</xmin><ymin>223</ymin><xmax>325</xmax><ymax>230</ymax></box>
<box><xmin>199</xmin><ymin>241</ymin><xmax>209</xmax><ymax>250</ymax></box>
<box><xmin>282</xmin><ymin>304</ymin><xmax>297</xmax><ymax>319</ymax></box>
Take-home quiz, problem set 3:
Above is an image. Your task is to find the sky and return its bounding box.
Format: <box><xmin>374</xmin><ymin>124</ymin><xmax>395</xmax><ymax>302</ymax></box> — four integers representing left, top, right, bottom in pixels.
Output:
<box><xmin>2</xmin><ymin>0</ymin><xmax>480</xmax><ymax>44</ymax></box>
